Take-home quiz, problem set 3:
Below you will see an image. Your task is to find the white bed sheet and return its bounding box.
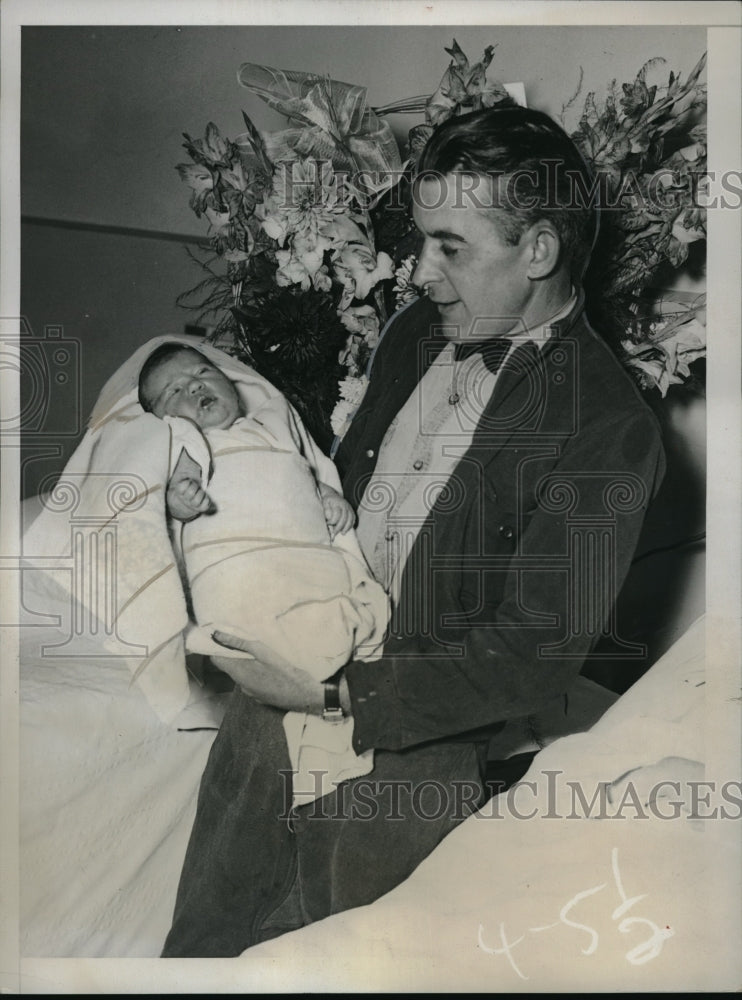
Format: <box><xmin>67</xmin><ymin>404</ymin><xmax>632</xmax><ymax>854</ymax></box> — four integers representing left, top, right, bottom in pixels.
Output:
<box><xmin>20</xmin><ymin>609</ymin><xmax>738</xmax><ymax>989</ymax></box>
<box><xmin>231</xmin><ymin>615</ymin><xmax>739</xmax><ymax>992</ymax></box>
<box><xmin>19</xmin><ymin>596</ymin><xmax>225</xmax><ymax>958</ymax></box>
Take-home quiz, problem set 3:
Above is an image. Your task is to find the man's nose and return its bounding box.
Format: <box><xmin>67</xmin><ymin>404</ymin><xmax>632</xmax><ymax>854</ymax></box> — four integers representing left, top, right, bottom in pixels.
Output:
<box><xmin>411</xmin><ymin>243</ymin><xmax>438</xmax><ymax>291</ymax></box>
<box><xmin>188</xmin><ymin>377</ymin><xmax>203</xmax><ymax>394</ymax></box>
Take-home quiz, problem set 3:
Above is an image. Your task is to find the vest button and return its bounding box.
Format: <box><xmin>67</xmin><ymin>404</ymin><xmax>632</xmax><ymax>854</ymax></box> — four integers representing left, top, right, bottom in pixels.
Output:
<box><xmin>448</xmin><ymin>392</ymin><xmax>460</xmax><ymax>406</ymax></box>
<box><xmin>365</xmin><ymin>449</ymin><xmax>375</xmax><ymax>458</ymax></box>
<box><xmin>499</xmin><ymin>524</ymin><xmax>514</xmax><ymax>540</ymax></box>
<box><xmin>413</xmin><ymin>459</ymin><xmax>424</xmax><ymax>471</ymax></box>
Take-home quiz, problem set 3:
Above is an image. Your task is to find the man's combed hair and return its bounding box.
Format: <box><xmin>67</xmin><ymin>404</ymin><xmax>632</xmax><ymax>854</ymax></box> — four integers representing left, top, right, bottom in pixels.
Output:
<box><xmin>416</xmin><ymin>105</ymin><xmax>598</xmax><ymax>277</ymax></box>
<box><xmin>138</xmin><ymin>342</ymin><xmax>207</xmax><ymax>412</ymax></box>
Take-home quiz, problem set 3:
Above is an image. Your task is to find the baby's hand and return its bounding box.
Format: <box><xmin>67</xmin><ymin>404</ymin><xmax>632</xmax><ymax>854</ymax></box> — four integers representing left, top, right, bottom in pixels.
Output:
<box><xmin>321</xmin><ymin>488</ymin><xmax>355</xmax><ymax>540</ymax></box>
<box><xmin>167</xmin><ymin>448</ymin><xmax>214</xmax><ymax>522</ymax></box>
<box><xmin>167</xmin><ymin>475</ymin><xmax>214</xmax><ymax>522</ymax></box>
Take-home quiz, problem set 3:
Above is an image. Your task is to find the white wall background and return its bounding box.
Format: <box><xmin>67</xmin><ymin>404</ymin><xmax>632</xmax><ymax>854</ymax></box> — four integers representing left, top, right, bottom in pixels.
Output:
<box><xmin>22</xmin><ymin>24</ymin><xmax>706</xmax><ymax>235</ymax></box>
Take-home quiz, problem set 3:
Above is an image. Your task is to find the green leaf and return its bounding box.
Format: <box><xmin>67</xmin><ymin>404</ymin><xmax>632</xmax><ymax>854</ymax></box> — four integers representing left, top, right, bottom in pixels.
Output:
<box><xmin>238</xmin><ymin>111</ymin><xmax>275</xmax><ymax>178</ymax></box>
<box><xmin>685</xmin><ymin>51</ymin><xmax>707</xmax><ymax>89</ymax></box>
<box><xmin>443</xmin><ymin>39</ymin><xmax>469</xmax><ymax>71</ymax></box>
<box><xmin>637</xmin><ymin>56</ymin><xmax>666</xmax><ymax>84</ymax></box>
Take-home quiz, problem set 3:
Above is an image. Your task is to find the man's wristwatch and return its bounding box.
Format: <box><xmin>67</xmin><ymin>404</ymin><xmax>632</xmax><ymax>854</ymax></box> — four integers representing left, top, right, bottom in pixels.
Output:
<box><xmin>322</xmin><ymin>675</ymin><xmax>345</xmax><ymax>723</ymax></box>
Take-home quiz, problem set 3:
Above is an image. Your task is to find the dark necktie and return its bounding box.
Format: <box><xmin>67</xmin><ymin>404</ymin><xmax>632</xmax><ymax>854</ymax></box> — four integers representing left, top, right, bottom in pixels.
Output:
<box><xmin>452</xmin><ymin>337</ymin><xmax>512</xmax><ymax>373</ymax></box>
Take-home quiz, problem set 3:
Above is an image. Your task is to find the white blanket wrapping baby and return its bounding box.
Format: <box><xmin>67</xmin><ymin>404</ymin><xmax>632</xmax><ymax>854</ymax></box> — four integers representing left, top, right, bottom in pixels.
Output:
<box><xmin>177</xmin><ymin>397</ymin><xmax>388</xmax><ymax>674</ymax></box>
<box><xmin>168</xmin><ymin>390</ymin><xmax>390</xmax><ymax>804</ymax></box>
<box><xmin>22</xmin><ymin>335</ymin><xmax>390</xmax><ymax>808</ymax></box>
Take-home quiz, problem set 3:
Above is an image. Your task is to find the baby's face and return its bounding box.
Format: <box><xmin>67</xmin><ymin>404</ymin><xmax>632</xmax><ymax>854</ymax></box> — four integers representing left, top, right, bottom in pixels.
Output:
<box><xmin>144</xmin><ymin>350</ymin><xmax>243</xmax><ymax>429</ymax></box>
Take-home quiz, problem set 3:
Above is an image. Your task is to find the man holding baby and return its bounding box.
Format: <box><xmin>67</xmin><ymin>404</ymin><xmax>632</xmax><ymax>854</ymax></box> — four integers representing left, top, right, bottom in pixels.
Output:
<box><xmin>162</xmin><ymin>104</ymin><xmax>665</xmax><ymax>957</ymax></box>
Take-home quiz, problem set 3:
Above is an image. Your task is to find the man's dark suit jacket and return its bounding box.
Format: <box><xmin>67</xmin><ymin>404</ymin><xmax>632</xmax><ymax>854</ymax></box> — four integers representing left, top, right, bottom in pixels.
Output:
<box><xmin>335</xmin><ymin>292</ymin><xmax>666</xmax><ymax>757</ymax></box>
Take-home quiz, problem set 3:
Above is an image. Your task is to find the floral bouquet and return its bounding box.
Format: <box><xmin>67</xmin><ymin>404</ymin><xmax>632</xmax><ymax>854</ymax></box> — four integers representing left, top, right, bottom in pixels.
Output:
<box><xmin>176</xmin><ymin>75</ymin><xmax>397</xmax><ymax>448</ymax></box>
<box><xmin>568</xmin><ymin>53</ymin><xmax>708</xmax><ymax>394</ymax></box>
<box><xmin>176</xmin><ymin>42</ymin><xmax>707</xmax><ymax>447</ymax></box>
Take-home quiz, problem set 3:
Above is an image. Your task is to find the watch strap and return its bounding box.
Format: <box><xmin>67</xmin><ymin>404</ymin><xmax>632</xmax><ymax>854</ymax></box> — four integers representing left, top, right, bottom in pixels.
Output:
<box><xmin>322</xmin><ymin>675</ymin><xmax>344</xmax><ymax>723</ymax></box>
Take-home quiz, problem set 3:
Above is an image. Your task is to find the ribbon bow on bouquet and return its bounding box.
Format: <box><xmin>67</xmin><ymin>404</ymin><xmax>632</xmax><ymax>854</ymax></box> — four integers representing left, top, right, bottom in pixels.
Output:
<box><xmin>236</xmin><ymin>62</ymin><xmax>403</xmax><ymax>201</ymax></box>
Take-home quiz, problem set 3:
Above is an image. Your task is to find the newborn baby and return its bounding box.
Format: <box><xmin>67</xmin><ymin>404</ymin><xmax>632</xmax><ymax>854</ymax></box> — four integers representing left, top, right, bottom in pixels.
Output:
<box><xmin>138</xmin><ymin>343</ymin><xmax>389</xmax><ymax>804</ymax></box>
<box><xmin>138</xmin><ymin>343</ymin><xmax>353</xmax><ymax>538</ymax></box>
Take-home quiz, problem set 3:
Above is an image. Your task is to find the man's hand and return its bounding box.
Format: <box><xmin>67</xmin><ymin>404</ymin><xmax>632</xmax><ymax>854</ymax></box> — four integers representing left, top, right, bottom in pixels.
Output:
<box><xmin>167</xmin><ymin>448</ymin><xmax>214</xmax><ymax>522</ymax></box>
<box><xmin>319</xmin><ymin>484</ymin><xmax>356</xmax><ymax>539</ymax></box>
<box><xmin>211</xmin><ymin>630</ymin><xmax>352</xmax><ymax>717</ymax></box>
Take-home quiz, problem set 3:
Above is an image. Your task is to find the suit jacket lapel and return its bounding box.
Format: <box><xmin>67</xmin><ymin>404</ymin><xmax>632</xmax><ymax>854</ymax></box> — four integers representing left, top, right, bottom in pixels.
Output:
<box><xmin>469</xmin><ymin>338</ymin><xmax>549</xmax><ymax>471</ymax></box>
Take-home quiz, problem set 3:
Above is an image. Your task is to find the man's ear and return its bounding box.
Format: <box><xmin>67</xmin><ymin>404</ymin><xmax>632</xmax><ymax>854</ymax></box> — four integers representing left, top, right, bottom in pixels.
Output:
<box><xmin>525</xmin><ymin>222</ymin><xmax>562</xmax><ymax>280</ymax></box>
